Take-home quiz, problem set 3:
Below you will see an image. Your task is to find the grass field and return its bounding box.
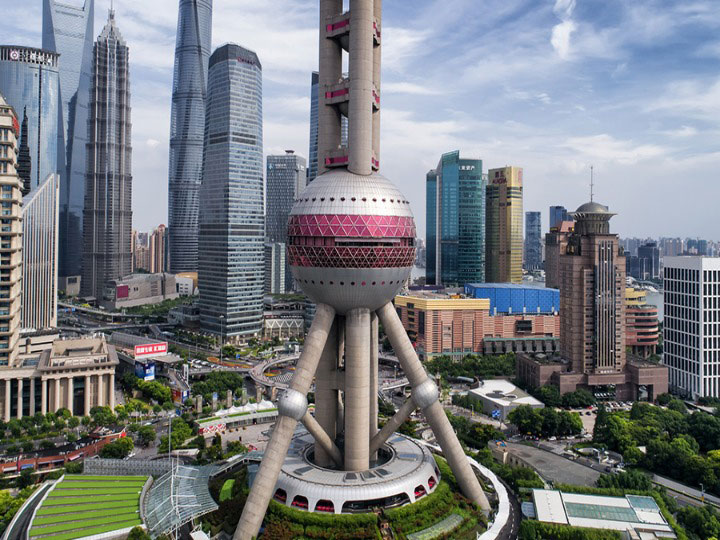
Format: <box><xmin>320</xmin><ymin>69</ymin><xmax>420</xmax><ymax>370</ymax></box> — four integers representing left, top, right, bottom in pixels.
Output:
<box><xmin>30</xmin><ymin>475</ymin><xmax>147</xmax><ymax>540</ymax></box>
<box><xmin>219</xmin><ymin>479</ymin><xmax>235</xmax><ymax>502</ymax></box>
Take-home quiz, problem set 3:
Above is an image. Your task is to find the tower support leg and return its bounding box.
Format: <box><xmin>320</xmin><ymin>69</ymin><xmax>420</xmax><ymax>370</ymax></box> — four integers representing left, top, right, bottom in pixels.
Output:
<box><xmin>376</xmin><ymin>302</ymin><xmax>491</xmax><ymax>512</ymax></box>
<box><xmin>344</xmin><ymin>308</ymin><xmax>371</xmax><ymax>471</ymax></box>
<box><xmin>314</xmin><ymin>321</ymin><xmax>338</xmax><ymax>467</ymax></box>
<box><xmin>234</xmin><ymin>304</ymin><xmax>336</xmax><ymax>540</ymax></box>
<box><xmin>370</xmin><ymin>312</ymin><xmax>379</xmax><ymax>453</ymax></box>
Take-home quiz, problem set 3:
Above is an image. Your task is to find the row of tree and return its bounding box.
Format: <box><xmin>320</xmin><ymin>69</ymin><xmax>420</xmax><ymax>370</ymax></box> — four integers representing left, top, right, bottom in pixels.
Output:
<box><xmin>507</xmin><ymin>405</ymin><xmax>584</xmax><ymax>438</ymax></box>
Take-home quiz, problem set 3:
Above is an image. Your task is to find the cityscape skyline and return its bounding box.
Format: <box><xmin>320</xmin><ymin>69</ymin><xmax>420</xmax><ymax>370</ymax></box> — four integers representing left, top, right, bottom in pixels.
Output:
<box><xmin>4</xmin><ymin>0</ymin><xmax>719</xmax><ymax>238</ymax></box>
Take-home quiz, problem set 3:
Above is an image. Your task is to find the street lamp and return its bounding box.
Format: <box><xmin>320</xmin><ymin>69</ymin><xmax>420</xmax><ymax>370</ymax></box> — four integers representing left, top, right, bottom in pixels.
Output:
<box><xmin>219</xmin><ymin>315</ymin><xmax>225</xmax><ymax>363</ymax></box>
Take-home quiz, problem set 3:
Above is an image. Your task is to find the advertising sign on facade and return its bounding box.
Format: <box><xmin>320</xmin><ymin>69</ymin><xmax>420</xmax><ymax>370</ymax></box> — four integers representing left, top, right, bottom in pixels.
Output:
<box><xmin>134</xmin><ymin>342</ymin><xmax>168</xmax><ymax>358</ymax></box>
<box><xmin>135</xmin><ymin>361</ymin><xmax>156</xmax><ymax>381</ymax></box>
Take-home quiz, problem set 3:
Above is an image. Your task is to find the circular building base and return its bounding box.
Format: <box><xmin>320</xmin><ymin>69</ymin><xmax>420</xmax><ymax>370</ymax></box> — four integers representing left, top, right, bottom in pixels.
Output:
<box><xmin>271</xmin><ymin>431</ymin><xmax>440</xmax><ymax>514</ymax></box>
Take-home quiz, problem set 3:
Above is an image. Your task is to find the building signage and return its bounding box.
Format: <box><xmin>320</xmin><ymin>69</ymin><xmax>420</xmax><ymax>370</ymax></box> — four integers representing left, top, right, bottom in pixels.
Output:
<box><xmin>134</xmin><ymin>342</ymin><xmax>168</xmax><ymax>358</ymax></box>
<box><xmin>459</xmin><ymin>165</ymin><xmax>475</xmax><ymax>171</ymax></box>
<box><xmin>135</xmin><ymin>361</ymin><xmax>156</xmax><ymax>381</ymax></box>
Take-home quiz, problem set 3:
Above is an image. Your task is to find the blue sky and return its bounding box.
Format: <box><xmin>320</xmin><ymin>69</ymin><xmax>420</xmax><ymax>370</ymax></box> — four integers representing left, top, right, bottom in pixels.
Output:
<box><xmin>3</xmin><ymin>0</ymin><xmax>719</xmax><ymax>238</ymax></box>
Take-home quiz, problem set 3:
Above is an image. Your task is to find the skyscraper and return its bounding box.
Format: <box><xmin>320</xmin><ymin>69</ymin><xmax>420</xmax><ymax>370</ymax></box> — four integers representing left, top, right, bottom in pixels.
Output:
<box><xmin>266</xmin><ymin>150</ymin><xmax>306</xmax><ymax>291</ymax></box>
<box><xmin>549</xmin><ymin>205</ymin><xmax>569</xmax><ymax>229</ymax></box>
<box><xmin>425</xmin><ymin>151</ymin><xmax>485</xmax><ymax>286</ymax></box>
<box><xmin>664</xmin><ymin>257</ymin><xmax>719</xmax><ymax>398</ymax></box>
<box><xmin>150</xmin><ymin>225</ymin><xmax>167</xmax><ymax>274</ymax></box>
<box><xmin>42</xmin><ymin>0</ymin><xmax>94</xmax><ymax>280</ymax></box>
<box><xmin>637</xmin><ymin>242</ymin><xmax>660</xmax><ymax>279</ymax></box>
<box><xmin>524</xmin><ymin>211</ymin><xmax>542</xmax><ymax>270</ymax></box>
<box><xmin>0</xmin><ymin>46</ymin><xmax>59</xmax><ymax>195</ymax></box>
<box><xmin>17</xmin><ymin>108</ymin><xmax>31</xmax><ymax>195</ymax></box>
<box><xmin>307</xmin><ymin>71</ymin><xmax>348</xmax><ymax>184</ymax></box>
<box><xmin>0</xmin><ymin>96</ymin><xmax>23</xmax><ymax>367</ymax></box>
<box><xmin>198</xmin><ymin>44</ymin><xmax>264</xmax><ymax>340</ymax></box>
<box><xmin>486</xmin><ymin>166</ymin><xmax>523</xmax><ymax>283</ymax></box>
<box><xmin>167</xmin><ymin>0</ymin><xmax>212</xmax><ymax>273</ymax></box>
<box><xmin>81</xmin><ymin>10</ymin><xmax>132</xmax><ymax>301</ymax></box>
<box><xmin>22</xmin><ymin>174</ymin><xmax>59</xmax><ymax>330</ymax></box>
<box><xmin>264</xmin><ymin>242</ymin><xmax>286</xmax><ymax>294</ymax></box>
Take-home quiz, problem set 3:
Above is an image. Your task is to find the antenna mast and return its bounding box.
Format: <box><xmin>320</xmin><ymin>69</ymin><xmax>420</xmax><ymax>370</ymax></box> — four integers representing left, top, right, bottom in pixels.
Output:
<box><xmin>590</xmin><ymin>165</ymin><xmax>594</xmax><ymax>202</ymax></box>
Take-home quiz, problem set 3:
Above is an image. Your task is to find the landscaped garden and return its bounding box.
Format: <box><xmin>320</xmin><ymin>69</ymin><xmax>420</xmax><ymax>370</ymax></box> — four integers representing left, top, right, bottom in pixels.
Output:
<box><xmin>29</xmin><ymin>475</ymin><xmax>147</xmax><ymax>540</ymax></box>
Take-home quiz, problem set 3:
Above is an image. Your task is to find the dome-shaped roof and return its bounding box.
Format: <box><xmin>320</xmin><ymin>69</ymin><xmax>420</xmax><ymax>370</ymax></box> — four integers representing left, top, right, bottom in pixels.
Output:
<box><xmin>575</xmin><ymin>201</ymin><xmax>609</xmax><ymax>214</ymax></box>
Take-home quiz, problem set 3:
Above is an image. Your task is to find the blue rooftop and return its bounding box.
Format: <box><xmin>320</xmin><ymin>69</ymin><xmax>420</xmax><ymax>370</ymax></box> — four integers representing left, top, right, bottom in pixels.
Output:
<box><xmin>464</xmin><ymin>283</ymin><xmax>559</xmax><ymax>314</ymax></box>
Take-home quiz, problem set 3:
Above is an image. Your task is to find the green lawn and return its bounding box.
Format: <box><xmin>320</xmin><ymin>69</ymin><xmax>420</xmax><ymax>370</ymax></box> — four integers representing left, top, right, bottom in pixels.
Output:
<box><xmin>30</xmin><ymin>475</ymin><xmax>147</xmax><ymax>540</ymax></box>
<box><xmin>219</xmin><ymin>479</ymin><xmax>235</xmax><ymax>502</ymax></box>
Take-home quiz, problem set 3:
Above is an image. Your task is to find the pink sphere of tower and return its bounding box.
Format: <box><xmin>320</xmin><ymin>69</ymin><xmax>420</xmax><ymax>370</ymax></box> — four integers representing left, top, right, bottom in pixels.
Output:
<box><xmin>288</xmin><ymin>168</ymin><xmax>415</xmax><ymax>314</ymax></box>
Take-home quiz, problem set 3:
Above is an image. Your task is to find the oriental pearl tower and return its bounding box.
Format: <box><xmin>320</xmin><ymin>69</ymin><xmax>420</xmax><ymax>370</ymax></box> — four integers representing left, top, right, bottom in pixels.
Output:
<box><xmin>234</xmin><ymin>2</ymin><xmax>490</xmax><ymax>537</ymax></box>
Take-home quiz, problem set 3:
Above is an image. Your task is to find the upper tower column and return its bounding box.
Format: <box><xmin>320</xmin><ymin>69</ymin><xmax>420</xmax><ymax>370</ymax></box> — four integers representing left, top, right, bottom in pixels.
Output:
<box><xmin>318</xmin><ymin>0</ymin><xmax>381</xmax><ymax>176</ymax></box>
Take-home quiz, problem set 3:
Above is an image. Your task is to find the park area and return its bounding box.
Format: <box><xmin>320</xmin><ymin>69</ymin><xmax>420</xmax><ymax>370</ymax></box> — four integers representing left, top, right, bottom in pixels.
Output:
<box><xmin>29</xmin><ymin>475</ymin><xmax>147</xmax><ymax>540</ymax></box>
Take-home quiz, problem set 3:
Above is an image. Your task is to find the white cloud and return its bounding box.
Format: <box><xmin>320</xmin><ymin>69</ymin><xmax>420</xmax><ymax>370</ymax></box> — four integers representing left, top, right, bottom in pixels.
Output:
<box><xmin>146</xmin><ymin>139</ymin><xmax>160</xmax><ymax>148</ymax></box>
<box><xmin>553</xmin><ymin>0</ymin><xmax>576</xmax><ymax>19</ymax></box>
<box><xmin>383</xmin><ymin>82</ymin><xmax>442</xmax><ymax>96</ymax></box>
<box><xmin>561</xmin><ymin>134</ymin><xmax>667</xmax><ymax>165</ymax></box>
<box><xmin>551</xmin><ymin>20</ymin><xmax>577</xmax><ymax>60</ymax></box>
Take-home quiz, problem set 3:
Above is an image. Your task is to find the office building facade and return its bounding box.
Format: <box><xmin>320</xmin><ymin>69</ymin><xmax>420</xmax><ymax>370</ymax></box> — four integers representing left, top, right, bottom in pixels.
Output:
<box><xmin>168</xmin><ymin>0</ymin><xmax>212</xmax><ymax>273</ymax></box>
<box><xmin>266</xmin><ymin>151</ymin><xmax>306</xmax><ymax>290</ymax></box>
<box><xmin>81</xmin><ymin>11</ymin><xmax>132</xmax><ymax>301</ymax></box>
<box><xmin>150</xmin><ymin>224</ymin><xmax>167</xmax><ymax>273</ymax></box>
<box><xmin>549</xmin><ymin>205</ymin><xmax>569</xmax><ymax>229</ymax></box>
<box><xmin>307</xmin><ymin>71</ymin><xmax>348</xmax><ymax>184</ymax></box>
<box><xmin>524</xmin><ymin>211</ymin><xmax>542</xmax><ymax>270</ymax></box>
<box><xmin>426</xmin><ymin>151</ymin><xmax>485</xmax><ymax>286</ymax></box>
<box><xmin>42</xmin><ymin>0</ymin><xmax>94</xmax><ymax>280</ymax></box>
<box><xmin>664</xmin><ymin>257</ymin><xmax>720</xmax><ymax>399</ymax></box>
<box><xmin>486</xmin><ymin>166</ymin><xmax>523</xmax><ymax>283</ymax></box>
<box><xmin>198</xmin><ymin>44</ymin><xmax>264</xmax><ymax>340</ymax></box>
<box><xmin>264</xmin><ymin>242</ymin><xmax>286</xmax><ymax>295</ymax></box>
<box><xmin>0</xmin><ymin>96</ymin><xmax>23</xmax><ymax>367</ymax></box>
<box><xmin>0</xmin><ymin>46</ymin><xmax>59</xmax><ymax>196</ymax></box>
<box><xmin>22</xmin><ymin>174</ymin><xmax>59</xmax><ymax>330</ymax></box>
<box><xmin>544</xmin><ymin>220</ymin><xmax>573</xmax><ymax>289</ymax></box>
<box><xmin>520</xmin><ymin>201</ymin><xmax>668</xmax><ymax>400</ymax></box>
<box><xmin>625</xmin><ymin>288</ymin><xmax>659</xmax><ymax>359</ymax></box>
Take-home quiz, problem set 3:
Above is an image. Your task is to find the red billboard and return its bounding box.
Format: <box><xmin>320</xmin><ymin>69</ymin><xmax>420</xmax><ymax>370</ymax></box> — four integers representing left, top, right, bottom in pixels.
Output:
<box><xmin>117</xmin><ymin>285</ymin><xmax>129</xmax><ymax>299</ymax></box>
<box><xmin>134</xmin><ymin>342</ymin><xmax>168</xmax><ymax>358</ymax></box>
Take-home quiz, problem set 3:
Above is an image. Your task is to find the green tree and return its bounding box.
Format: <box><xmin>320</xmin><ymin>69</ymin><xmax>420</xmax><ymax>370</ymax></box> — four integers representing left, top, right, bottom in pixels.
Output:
<box><xmin>137</xmin><ymin>425</ymin><xmax>156</xmax><ymax>447</ymax></box>
<box><xmin>17</xmin><ymin>469</ymin><xmax>33</xmax><ymax>489</ymax></box>
<box><xmin>538</xmin><ymin>385</ymin><xmax>561</xmax><ymax>407</ymax></box>
<box><xmin>127</xmin><ymin>526</ymin><xmax>151</xmax><ymax>540</ymax></box>
<box><xmin>99</xmin><ymin>436</ymin><xmax>134</xmax><ymax>458</ymax></box>
<box><xmin>508</xmin><ymin>405</ymin><xmax>542</xmax><ymax>435</ymax></box>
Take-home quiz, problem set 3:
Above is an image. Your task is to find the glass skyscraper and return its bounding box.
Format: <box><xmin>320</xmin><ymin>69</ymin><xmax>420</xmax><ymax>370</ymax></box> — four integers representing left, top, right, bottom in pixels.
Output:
<box><xmin>81</xmin><ymin>10</ymin><xmax>132</xmax><ymax>301</ymax></box>
<box><xmin>168</xmin><ymin>0</ymin><xmax>212</xmax><ymax>273</ymax></box>
<box><xmin>549</xmin><ymin>205</ymin><xmax>570</xmax><ymax>229</ymax></box>
<box><xmin>307</xmin><ymin>71</ymin><xmax>347</xmax><ymax>184</ymax></box>
<box><xmin>524</xmin><ymin>211</ymin><xmax>542</xmax><ymax>270</ymax></box>
<box><xmin>486</xmin><ymin>166</ymin><xmax>523</xmax><ymax>283</ymax></box>
<box><xmin>42</xmin><ymin>0</ymin><xmax>94</xmax><ymax>279</ymax></box>
<box><xmin>266</xmin><ymin>151</ymin><xmax>306</xmax><ymax>291</ymax></box>
<box><xmin>425</xmin><ymin>151</ymin><xmax>485</xmax><ymax>286</ymax></box>
<box><xmin>0</xmin><ymin>46</ymin><xmax>59</xmax><ymax>195</ymax></box>
<box><xmin>199</xmin><ymin>44</ymin><xmax>264</xmax><ymax>339</ymax></box>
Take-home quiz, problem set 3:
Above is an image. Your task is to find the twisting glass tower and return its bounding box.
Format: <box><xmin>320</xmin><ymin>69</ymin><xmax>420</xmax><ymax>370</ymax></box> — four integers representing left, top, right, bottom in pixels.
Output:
<box><xmin>234</xmin><ymin>2</ymin><xmax>489</xmax><ymax>538</ymax></box>
<box><xmin>167</xmin><ymin>0</ymin><xmax>212</xmax><ymax>272</ymax></box>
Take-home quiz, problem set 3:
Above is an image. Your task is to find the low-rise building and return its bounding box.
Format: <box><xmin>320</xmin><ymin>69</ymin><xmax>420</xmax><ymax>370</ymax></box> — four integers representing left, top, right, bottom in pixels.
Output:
<box><xmin>625</xmin><ymin>288</ymin><xmax>659</xmax><ymax>358</ymax></box>
<box><xmin>529</xmin><ymin>489</ymin><xmax>675</xmax><ymax>538</ymax></box>
<box><xmin>176</xmin><ymin>272</ymin><xmax>198</xmax><ymax>296</ymax></box>
<box><xmin>394</xmin><ymin>288</ymin><xmax>559</xmax><ymax>360</ymax></box>
<box><xmin>101</xmin><ymin>273</ymin><xmax>179</xmax><ymax>311</ymax></box>
<box><xmin>263</xmin><ymin>296</ymin><xmax>305</xmax><ymax>340</ymax></box>
<box><xmin>466</xmin><ymin>379</ymin><xmax>543</xmax><ymax>420</ymax></box>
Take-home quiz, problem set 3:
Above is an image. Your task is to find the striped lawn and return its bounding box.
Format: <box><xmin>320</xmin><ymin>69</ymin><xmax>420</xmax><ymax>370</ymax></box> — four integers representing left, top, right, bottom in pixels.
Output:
<box><xmin>37</xmin><ymin>500</ymin><xmax>140</xmax><ymax>516</ymax></box>
<box><xmin>31</xmin><ymin>513</ymin><xmax>140</xmax><ymax>535</ymax></box>
<box><xmin>42</xmin><ymin>494</ymin><xmax>139</xmax><ymax>506</ymax></box>
<box><xmin>30</xmin><ymin>475</ymin><xmax>147</xmax><ymax>540</ymax></box>
<box><xmin>30</xmin><ymin>519</ymin><xmax>141</xmax><ymax>540</ymax></box>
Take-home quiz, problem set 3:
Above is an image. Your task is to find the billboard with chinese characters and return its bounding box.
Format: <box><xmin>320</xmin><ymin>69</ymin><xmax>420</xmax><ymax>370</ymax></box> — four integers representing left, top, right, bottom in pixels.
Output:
<box><xmin>134</xmin><ymin>342</ymin><xmax>168</xmax><ymax>358</ymax></box>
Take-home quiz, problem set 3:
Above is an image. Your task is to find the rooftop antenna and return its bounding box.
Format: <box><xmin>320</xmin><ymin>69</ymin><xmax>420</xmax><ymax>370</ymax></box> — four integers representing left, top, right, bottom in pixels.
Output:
<box><xmin>590</xmin><ymin>165</ymin><xmax>594</xmax><ymax>202</ymax></box>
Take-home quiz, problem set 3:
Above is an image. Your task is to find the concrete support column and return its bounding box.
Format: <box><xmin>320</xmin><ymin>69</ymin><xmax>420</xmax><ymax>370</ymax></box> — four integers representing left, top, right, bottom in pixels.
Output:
<box><xmin>66</xmin><ymin>377</ymin><xmax>73</xmax><ymax>416</ymax></box>
<box><xmin>370</xmin><ymin>312</ymin><xmax>379</xmax><ymax>443</ymax></box>
<box><xmin>235</xmin><ymin>304</ymin><xmax>336</xmax><ymax>540</ymax></box>
<box><xmin>317</xmin><ymin>0</ymin><xmax>343</xmax><ymax>175</ymax></box>
<box><xmin>348</xmin><ymin>0</ymin><xmax>374</xmax><ymax>175</ymax></box>
<box><xmin>41</xmin><ymin>379</ymin><xmax>47</xmax><ymax>415</ymax></box>
<box><xmin>4</xmin><ymin>379</ymin><xmax>10</xmax><ymax>422</ymax></box>
<box><xmin>84</xmin><ymin>375</ymin><xmax>91</xmax><ymax>416</ymax></box>
<box><xmin>370</xmin><ymin>397</ymin><xmax>416</xmax><ymax>455</ymax></box>
<box><xmin>344</xmin><ymin>308</ymin><xmax>370</xmax><ymax>471</ymax></box>
<box><xmin>29</xmin><ymin>378</ymin><xmax>35</xmax><ymax>416</ymax></box>
<box><xmin>16</xmin><ymin>378</ymin><xmax>23</xmax><ymax>419</ymax></box>
<box><xmin>53</xmin><ymin>378</ymin><xmax>60</xmax><ymax>413</ymax></box>
<box><xmin>377</xmin><ymin>302</ymin><xmax>491</xmax><ymax>512</ymax></box>
<box><xmin>372</xmin><ymin>0</ymin><xmax>382</xmax><ymax>164</ymax></box>
<box><xmin>109</xmin><ymin>373</ymin><xmax>115</xmax><ymax>410</ymax></box>
<box><xmin>98</xmin><ymin>374</ymin><xmax>105</xmax><ymax>407</ymax></box>
<box><xmin>301</xmin><ymin>411</ymin><xmax>342</xmax><ymax>467</ymax></box>
<box><xmin>336</xmin><ymin>316</ymin><xmax>345</xmax><ymax>438</ymax></box>
<box><xmin>314</xmin><ymin>320</ymin><xmax>338</xmax><ymax>467</ymax></box>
